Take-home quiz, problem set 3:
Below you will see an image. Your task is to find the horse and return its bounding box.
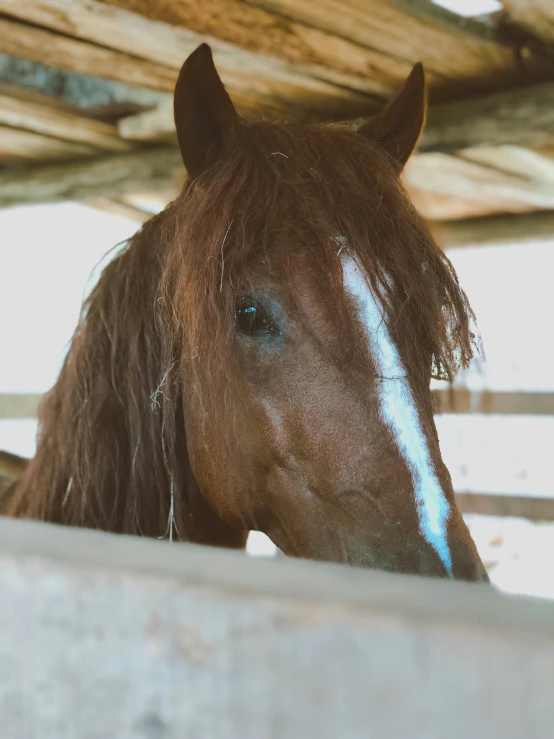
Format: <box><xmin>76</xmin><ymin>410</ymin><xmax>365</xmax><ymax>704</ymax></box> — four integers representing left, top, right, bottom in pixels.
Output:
<box><xmin>7</xmin><ymin>44</ymin><xmax>487</xmax><ymax>581</ymax></box>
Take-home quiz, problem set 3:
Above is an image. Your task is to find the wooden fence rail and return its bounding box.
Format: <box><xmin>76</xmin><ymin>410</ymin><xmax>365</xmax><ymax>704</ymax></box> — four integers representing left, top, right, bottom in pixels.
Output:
<box><xmin>0</xmin><ymin>516</ymin><xmax>553</xmax><ymax>738</ymax></box>
<box><xmin>3</xmin><ymin>390</ymin><xmax>554</xmax><ymax>419</ymax></box>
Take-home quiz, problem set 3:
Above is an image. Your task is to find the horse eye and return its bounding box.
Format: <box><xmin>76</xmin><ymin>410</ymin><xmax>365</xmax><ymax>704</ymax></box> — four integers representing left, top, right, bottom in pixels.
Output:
<box><xmin>235</xmin><ymin>298</ymin><xmax>277</xmax><ymax>337</ymax></box>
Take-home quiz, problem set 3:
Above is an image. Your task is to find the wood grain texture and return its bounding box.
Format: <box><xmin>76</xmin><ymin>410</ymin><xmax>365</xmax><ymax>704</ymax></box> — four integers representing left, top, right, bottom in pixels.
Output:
<box><xmin>86</xmin><ymin>197</ymin><xmax>152</xmax><ymax>223</ymax></box>
<box><xmin>0</xmin><ymin>517</ymin><xmax>554</xmax><ymax>738</ymax></box>
<box><xmin>243</xmin><ymin>0</ymin><xmax>554</xmax><ymax>89</ymax></box>
<box><xmin>431</xmin><ymin>210</ymin><xmax>554</xmax><ymax>248</ymax></box>
<box><xmin>0</xmin><ymin>124</ymin><xmax>97</xmax><ymax>162</ymax></box>
<box><xmin>3</xmin><ymin>390</ymin><xmax>553</xmax><ymax>419</ymax></box>
<box><xmin>404</xmin><ymin>152</ymin><xmax>554</xmax><ymax>210</ymax></box>
<box><xmin>0</xmin><ymin>17</ymin><xmax>177</xmax><ymax>91</ymax></box>
<box><xmin>456</xmin><ymin>491</ymin><xmax>554</xmax><ymax>521</ymax></box>
<box><xmin>0</xmin><ymin>148</ymin><xmax>184</xmax><ymax>207</ymax></box>
<box><xmin>433</xmin><ymin>389</ymin><xmax>554</xmax><ymax>415</ymax></box>
<box><xmin>0</xmin><ymin>0</ymin><xmax>379</xmax><ymax>119</ymax></box>
<box><xmin>410</xmin><ymin>189</ymin><xmax>537</xmax><ymax>221</ymax></box>
<box><xmin>102</xmin><ymin>0</ymin><xmax>449</xmax><ymax>98</ymax></box>
<box><xmin>0</xmin><ymin>84</ymin><xmax>132</xmax><ymax>151</ymax></box>
<box><xmin>502</xmin><ymin>0</ymin><xmax>554</xmax><ymax>43</ymax></box>
<box><xmin>422</xmin><ymin>81</ymin><xmax>554</xmax><ymax>152</ymax></box>
<box><xmin>0</xmin><ymin>51</ymin><xmax>170</xmax><ymax>110</ymax></box>
<box><xmin>458</xmin><ymin>146</ymin><xmax>554</xmax><ymax>184</ymax></box>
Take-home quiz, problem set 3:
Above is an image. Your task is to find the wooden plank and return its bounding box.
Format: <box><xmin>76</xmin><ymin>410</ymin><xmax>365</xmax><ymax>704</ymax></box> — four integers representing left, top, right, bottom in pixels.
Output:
<box><xmin>433</xmin><ymin>389</ymin><xmax>554</xmax><ymax>415</ymax></box>
<box><xmin>243</xmin><ymin>0</ymin><xmax>554</xmax><ymax>89</ymax></box>
<box><xmin>410</xmin><ymin>188</ymin><xmax>537</xmax><ymax>222</ymax></box>
<box><xmin>0</xmin><ymin>51</ymin><xmax>169</xmax><ymax>111</ymax></box>
<box><xmin>502</xmin><ymin>0</ymin><xmax>554</xmax><ymax>43</ymax></box>
<box><xmin>102</xmin><ymin>0</ymin><xmax>450</xmax><ymax>100</ymax></box>
<box><xmin>0</xmin><ymin>516</ymin><xmax>553</xmax><ymax>738</ymax></box>
<box><xmin>0</xmin><ymin>450</ymin><xmax>27</xmax><ymax>480</ymax></box>
<box><xmin>0</xmin><ymin>148</ymin><xmax>184</xmax><ymax>207</ymax></box>
<box><xmin>2</xmin><ymin>389</ymin><xmax>554</xmax><ymax>422</ymax></box>
<box><xmin>0</xmin><ymin>2</ymin><xmax>379</xmax><ymax>120</ymax></box>
<box><xmin>404</xmin><ymin>152</ymin><xmax>554</xmax><ymax>210</ymax></box>
<box><xmin>0</xmin><ymin>394</ymin><xmax>41</xmax><ymax>419</ymax></box>
<box><xmin>431</xmin><ymin>210</ymin><xmax>554</xmax><ymax>248</ymax></box>
<box><xmin>123</xmin><ymin>80</ymin><xmax>554</xmax><ymax>151</ymax></box>
<box><xmin>0</xmin><ymin>124</ymin><xmax>97</xmax><ymax>163</ymax></box>
<box><xmin>0</xmin><ymin>17</ymin><xmax>178</xmax><ymax>93</ymax></box>
<box><xmin>456</xmin><ymin>491</ymin><xmax>554</xmax><ymax>521</ymax></box>
<box><xmin>458</xmin><ymin>146</ymin><xmax>554</xmax><ymax>183</ymax></box>
<box><xmin>421</xmin><ymin>81</ymin><xmax>554</xmax><ymax>152</ymax></box>
<box><xmin>0</xmin><ymin>84</ymin><xmax>132</xmax><ymax>152</ymax></box>
<box><xmin>118</xmin><ymin>102</ymin><xmax>178</xmax><ymax>141</ymax></box>
<box><xmin>86</xmin><ymin>197</ymin><xmax>152</xmax><ymax>223</ymax></box>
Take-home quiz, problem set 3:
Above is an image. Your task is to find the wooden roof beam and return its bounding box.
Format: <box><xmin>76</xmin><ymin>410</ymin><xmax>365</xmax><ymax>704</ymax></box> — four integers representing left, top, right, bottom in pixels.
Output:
<box><xmin>0</xmin><ymin>148</ymin><xmax>184</xmax><ymax>208</ymax></box>
<box><xmin>0</xmin><ymin>51</ymin><xmax>169</xmax><ymax>112</ymax></box>
<box><xmin>431</xmin><ymin>210</ymin><xmax>554</xmax><ymax>249</ymax></box>
<box><xmin>0</xmin><ymin>3</ymin><xmax>381</xmax><ymax>120</ymax></box>
<box><xmin>0</xmin><ymin>84</ymin><xmax>132</xmax><ymax>152</ymax></box>
<box><xmin>241</xmin><ymin>0</ymin><xmax>554</xmax><ymax>89</ymax></box>
<box><xmin>502</xmin><ymin>0</ymin><xmax>554</xmax><ymax>44</ymax></box>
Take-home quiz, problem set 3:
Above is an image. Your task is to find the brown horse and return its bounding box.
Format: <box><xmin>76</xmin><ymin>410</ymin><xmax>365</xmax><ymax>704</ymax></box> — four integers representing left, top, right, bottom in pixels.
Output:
<box><xmin>8</xmin><ymin>44</ymin><xmax>487</xmax><ymax>581</ymax></box>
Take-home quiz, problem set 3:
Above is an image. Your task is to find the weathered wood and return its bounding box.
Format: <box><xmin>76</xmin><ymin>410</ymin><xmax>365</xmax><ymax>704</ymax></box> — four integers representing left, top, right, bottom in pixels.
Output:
<box><xmin>0</xmin><ymin>84</ymin><xmax>132</xmax><ymax>152</ymax></box>
<box><xmin>502</xmin><ymin>0</ymin><xmax>554</xmax><ymax>44</ymax></box>
<box><xmin>459</xmin><ymin>145</ymin><xmax>554</xmax><ymax>183</ymax></box>
<box><xmin>103</xmin><ymin>0</ymin><xmax>449</xmax><ymax>99</ymax></box>
<box><xmin>433</xmin><ymin>389</ymin><xmax>554</xmax><ymax>415</ymax></box>
<box><xmin>3</xmin><ymin>390</ymin><xmax>554</xmax><ymax>421</ymax></box>
<box><xmin>0</xmin><ymin>51</ymin><xmax>169</xmax><ymax>110</ymax></box>
<box><xmin>0</xmin><ymin>124</ymin><xmax>97</xmax><ymax>163</ymax></box>
<box><xmin>86</xmin><ymin>197</ymin><xmax>152</xmax><ymax>223</ymax></box>
<box><xmin>0</xmin><ymin>17</ymin><xmax>178</xmax><ymax>92</ymax></box>
<box><xmin>421</xmin><ymin>81</ymin><xmax>554</xmax><ymax>152</ymax></box>
<box><xmin>0</xmin><ymin>516</ymin><xmax>554</xmax><ymax>739</ymax></box>
<box><xmin>0</xmin><ymin>148</ymin><xmax>184</xmax><ymax>207</ymax></box>
<box><xmin>243</xmin><ymin>0</ymin><xmax>554</xmax><ymax>89</ymax></box>
<box><xmin>431</xmin><ymin>210</ymin><xmax>554</xmax><ymax>249</ymax></box>
<box><xmin>456</xmin><ymin>491</ymin><xmax>554</xmax><ymax>521</ymax></box>
<box><xmin>411</xmin><ymin>189</ymin><xmax>537</xmax><ymax>222</ymax></box>
<box><xmin>0</xmin><ymin>394</ymin><xmax>41</xmax><ymax>419</ymax></box>
<box><xmin>0</xmin><ymin>1</ymin><xmax>379</xmax><ymax>120</ymax></box>
<box><xmin>0</xmin><ymin>450</ymin><xmax>28</xmax><ymax>481</ymax></box>
<box><xmin>118</xmin><ymin>102</ymin><xmax>178</xmax><ymax>141</ymax></box>
<box><xmin>120</xmin><ymin>79</ymin><xmax>554</xmax><ymax>153</ymax></box>
<box><xmin>404</xmin><ymin>152</ymin><xmax>554</xmax><ymax>210</ymax></box>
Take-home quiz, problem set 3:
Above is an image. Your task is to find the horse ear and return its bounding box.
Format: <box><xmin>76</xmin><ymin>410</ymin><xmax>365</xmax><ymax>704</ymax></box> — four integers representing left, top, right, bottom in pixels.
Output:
<box><xmin>358</xmin><ymin>63</ymin><xmax>427</xmax><ymax>170</ymax></box>
<box><xmin>174</xmin><ymin>43</ymin><xmax>239</xmax><ymax>178</ymax></box>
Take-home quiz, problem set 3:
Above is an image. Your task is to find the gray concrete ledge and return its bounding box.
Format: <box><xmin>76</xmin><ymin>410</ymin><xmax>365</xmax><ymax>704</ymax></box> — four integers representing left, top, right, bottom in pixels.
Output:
<box><xmin>0</xmin><ymin>517</ymin><xmax>553</xmax><ymax>738</ymax></box>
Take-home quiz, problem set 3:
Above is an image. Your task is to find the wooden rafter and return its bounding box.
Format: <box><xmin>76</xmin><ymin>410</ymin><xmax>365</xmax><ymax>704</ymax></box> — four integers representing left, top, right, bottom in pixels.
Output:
<box><xmin>502</xmin><ymin>0</ymin><xmax>554</xmax><ymax>44</ymax></box>
<box><xmin>0</xmin><ymin>51</ymin><xmax>169</xmax><ymax>111</ymax></box>
<box><xmin>241</xmin><ymin>0</ymin><xmax>554</xmax><ymax>89</ymax></box>
<box><xmin>0</xmin><ymin>148</ymin><xmax>184</xmax><ymax>207</ymax></box>
<box><xmin>3</xmin><ymin>391</ymin><xmax>554</xmax><ymax>420</ymax></box>
<box><xmin>431</xmin><ymin>210</ymin><xmax>554</xmax><ymax>249</ymax></box>
<box><xmin>0</xmin><ymin>84</ymin><xmax>132</xmax><ymax>152</ymax></box>
<box><xmin>0</xmin><ymin>2</ymin><xmax>380</xmax><ymax>120</ymax></box>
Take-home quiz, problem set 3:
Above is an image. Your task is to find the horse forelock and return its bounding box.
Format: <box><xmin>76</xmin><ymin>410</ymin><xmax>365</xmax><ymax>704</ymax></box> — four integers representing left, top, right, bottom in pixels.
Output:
<box><xmin>165</xmin><ymin>119</ymin><xmax>478</xmax><ymax>402</ymax></box>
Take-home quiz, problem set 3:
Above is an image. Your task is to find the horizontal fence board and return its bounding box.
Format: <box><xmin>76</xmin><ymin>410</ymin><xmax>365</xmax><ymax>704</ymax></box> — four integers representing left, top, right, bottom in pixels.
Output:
<box><xmin>456</xmin><ymin>491</ymin><xmax>554</xmax><ymax>521</ymax></box>
<box><xmin>0</xmin><ymin>517</ymin><xmax>553</xmax><ymax>738</ymax></box>
<box><xmin>433</xmin><ymin>389</ymin><xmax>554</xmax><ymax>415</ymax></box>
<box><xmin>3</xmin><ymin>391</ymin><xmax>554</xmax><ymax>420</ymax></box>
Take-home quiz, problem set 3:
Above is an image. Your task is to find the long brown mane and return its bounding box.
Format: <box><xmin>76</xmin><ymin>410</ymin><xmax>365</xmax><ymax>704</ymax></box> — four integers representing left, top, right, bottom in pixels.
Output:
<box><xmin>10</xmin><ymin>118</ymin><xmax>477</xmax><ymax>539</ymax></box>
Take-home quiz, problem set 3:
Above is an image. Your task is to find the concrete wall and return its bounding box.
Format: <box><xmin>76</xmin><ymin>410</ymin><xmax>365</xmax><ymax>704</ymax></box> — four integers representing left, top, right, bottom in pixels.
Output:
<box><xmin>0</xmin><ymin>516</ymin><xmax>553</xmax><ymax>739</ymax></box>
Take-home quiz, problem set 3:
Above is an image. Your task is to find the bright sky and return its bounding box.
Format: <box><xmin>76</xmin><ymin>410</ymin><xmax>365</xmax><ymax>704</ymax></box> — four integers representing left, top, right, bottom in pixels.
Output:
<box><xmin>433</xmin><ymin>0</ymin><xmax>502</xmax><ymax>15</ymax></box>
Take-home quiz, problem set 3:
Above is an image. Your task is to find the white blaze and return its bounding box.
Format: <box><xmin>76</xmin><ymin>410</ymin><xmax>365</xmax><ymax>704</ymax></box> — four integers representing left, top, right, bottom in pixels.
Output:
<box><xmin>341</xmin><ymin>254</ymin><xmax>452</xmax><ymax>575</ymax></box>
